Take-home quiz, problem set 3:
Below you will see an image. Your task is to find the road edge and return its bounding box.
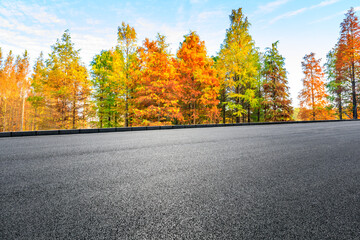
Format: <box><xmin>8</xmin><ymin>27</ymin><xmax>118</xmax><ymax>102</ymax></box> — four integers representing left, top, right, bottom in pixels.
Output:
<box><xmin>0</xmin><ymin>119</ymin><xmax>358</xmax><ymax>138</ymax></box>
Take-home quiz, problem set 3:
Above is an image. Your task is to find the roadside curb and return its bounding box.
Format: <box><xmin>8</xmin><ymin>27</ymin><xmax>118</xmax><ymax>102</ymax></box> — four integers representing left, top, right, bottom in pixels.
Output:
<box><xmin>0</xmin><ymin>119</ymin><xmax>358</xmax><ymax>138</ymax></box>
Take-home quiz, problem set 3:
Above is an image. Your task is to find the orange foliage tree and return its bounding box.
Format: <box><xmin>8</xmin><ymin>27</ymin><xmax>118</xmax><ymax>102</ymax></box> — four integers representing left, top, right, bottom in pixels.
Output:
<box><xmin>298</xmin><ymin>53</ymin><xmax>333</xmax><ymax>120</ymax></box>
<box><xmin>0</xmin><ymin>49</ymin><xmax>31</xmax><ymax>132</ymax></box>
<box><xmin>176</xmin><ymin>31</ymin><xmax>220</xmax><ymax>124</ymax></box>
<box><xmin>34</xmin><ymin>30</ymin><xmax>92</xmax><ymax>130</ymax></box>
<box><xmin>336</xmin><ymin>7</ymin><xmax>360</xmax><ymax>119</ymax></box>
<box><xmin>132</xmin><ymin>34</ymin><xmax>182</xmax><ymax>126</ymax></box>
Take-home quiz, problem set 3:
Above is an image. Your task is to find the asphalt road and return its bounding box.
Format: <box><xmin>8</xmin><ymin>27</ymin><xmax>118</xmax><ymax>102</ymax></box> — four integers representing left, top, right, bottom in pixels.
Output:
<box><xmin>1</xmin><ymin>121</ymin><xmax>360</xmax><ymax>239</ymax></box>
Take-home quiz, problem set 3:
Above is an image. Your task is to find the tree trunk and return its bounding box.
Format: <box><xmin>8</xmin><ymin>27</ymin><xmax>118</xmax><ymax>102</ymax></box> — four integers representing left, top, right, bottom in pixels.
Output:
<box><xmin>3</xmin><ymin>101</ymin><xmax>7</xmax><ymax>132</ymax></box>
<box><xmin>339</xmin><ymin>93</ymin><xmax>343</xmax><ymax>120</ymax></box>
<box><xmin>222</xmin><ymin>104</ymin><xmax>226</xmax><ymax>124</ymax></box>
<box><xmin>125</xmin><ymin>90</ymin><xmax>129</xmax><ymax>127</ymax></box>
<box><xmin>236</xmin><ymin>86</ymin><xmax>240</xmax><ymax>124</ymax></box>
<box><xmin>21</xmin><ymin>95</ymin><xmax>25</xmax><ymax>131</ymax></box>
<box><xmin>72</xmin><ymin>100</ymin><xmax>76</xmax><ymax>129</ymax></box>
<box><xmin>222</xmin><ymin>88</ymin><xmax>226</xmax><ymax>124</ymax></box>
<box><xmin>34</xmin><ymin>107</ymin><xmax>37</xmax><ymax>131</ymax></box>
<box><xmin>247</xmin><ymin>106</ymin><xmax>250</xmax><ymax>123</ymax></box>
<box><xmin>351</xmin><ymin>62</ymin><xmax>357</xmax><ymax>119</ymax></box>
<box><xmin>193</xmin><ymin>101</ymin><xmax>196</xmax><ymax>125</ymax></box>
<box><xmin>311</xmin><ymin>69</ymin><xmax>315</xmax><ymax>121</ymax></box>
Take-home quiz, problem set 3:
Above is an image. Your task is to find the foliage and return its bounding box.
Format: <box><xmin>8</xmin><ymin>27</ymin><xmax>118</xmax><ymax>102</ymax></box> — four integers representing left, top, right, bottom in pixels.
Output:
<box><xmin>336</xmin><ymin>7</ymin><xmax>360</xmax><ymax>119</ymax></box>
<box><xmin>299</xmin><ymin>53</ymin><xmax>334</xmax><ymax>120</ymax></box>
<box><xmin>132</xmin><ymin>34</ymin><xmax>182</xmax><ymax>126</ymax></box>
<box><xmin>90</xmin><ymin>50</ymin><xmax>118</xmax><ymax>128</ymax></box>
<box><xmin>117</xmin><ymin>22</ymin><xmax>137</xmax><ymax>127</ymax></box>
<box><xmin>177</xmin><ymin>31</ymin><xmax>220</xmax><ymax>124</ymax></box>
<box><xmin>262</xmin><ymin>41</ymin><xmax>293</xmax><ymax>121</ymax></box>
<box><xmin>218</xmin><ymin>8</ymin><xmax>261</xmax><ymax>123</ymax></box>
<box><xmin>3</xmin><ymin>8</ymin><xmax>360</xmax><ymax>131</ymax></box>
<box><xmin>0</xmin><ymin>49</ymin><xmax>31</xmax><ymax>131</ymax></box>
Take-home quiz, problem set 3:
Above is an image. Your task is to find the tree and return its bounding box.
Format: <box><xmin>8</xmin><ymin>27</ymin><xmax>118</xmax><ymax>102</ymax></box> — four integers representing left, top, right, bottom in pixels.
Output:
<box><xmin>262</xmin><ymin>41</ymin><xmax>293</xmax><ymax>121</ymax></box>
<box><xmin>325</xmin><ymin>47</ymin><xmax>346</xmax><ymax>119</ymax></box>
<box><xmin>0</xmin><ymin>50</ymin><xmax>16</xmax><ymax>131</ymax></box>
<box><xmin>0</xmin><ymin>50</ymin><xmax>31</xmax><ymax>131</ymax></box>
<box><xmin>28</xmin><ymin>53</ymin><xmax>47</xmax><ymax>130</ymax></box>
<box><xmin>117</xmin><ymin>22</ymin><xmax>137</xmax><ymax>127</ymax></box>
<box><xmin>336</xmin><ymin>7</ymin><xmax>360</xmax><ymax>119</ymax></box>
<box><xmin>218</xmin><ymin>8</ymin><xmax>260</xmax><ymax>123</ymax></box>
<box><xmin>132</xmin><ymin>34</ymin><xmax>182</xmax><ymax>126</ymax></box>
<box><xmin>177</xmin><ymin>31</ymin><xmax>220</xmax><ymax>124</ymax></box>
<box><xmin>212</xmin><ymin>55</ymin><xmax>228</xmax><ymax>123</ymax></box>
<box><xmin>91</xmin><ymin>50</ymin><xmax>119</xmax><ymax>128</ymax></box>
<box><xmin>16</xmin><ymin>51</ymin><xmax>30</xmax><ymax>131</ymax></box>
<box><xmin>299</xmin><ymin>53</ymin><xmax>333</xmax><ymax>120</ymax></box>
<box><xmin>44</xmin><ymin>30</ymin><xmax>91</xmax><ymax>129</ymax></box>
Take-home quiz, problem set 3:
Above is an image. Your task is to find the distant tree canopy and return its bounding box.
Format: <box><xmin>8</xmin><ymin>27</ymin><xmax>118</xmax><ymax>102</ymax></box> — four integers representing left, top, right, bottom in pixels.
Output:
<box><xmin>1</xmin><ymin>7</ymin><xmax>359</xmax><ymax>131</ymax></box>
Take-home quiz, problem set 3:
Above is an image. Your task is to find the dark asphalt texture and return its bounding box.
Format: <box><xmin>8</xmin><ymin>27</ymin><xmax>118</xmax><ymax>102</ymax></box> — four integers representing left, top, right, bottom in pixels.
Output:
<box><xmin>1</xmin><ymin>121</ymin><xmax>360</xmax><ymax>239</ymax></box>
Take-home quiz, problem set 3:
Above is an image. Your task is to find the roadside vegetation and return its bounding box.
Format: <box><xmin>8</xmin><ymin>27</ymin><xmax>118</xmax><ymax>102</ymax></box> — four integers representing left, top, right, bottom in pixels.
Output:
<box><xmin>0</xmin><ymin>7</ymin><xmax>359</xmax><ymax>131</ymax></box>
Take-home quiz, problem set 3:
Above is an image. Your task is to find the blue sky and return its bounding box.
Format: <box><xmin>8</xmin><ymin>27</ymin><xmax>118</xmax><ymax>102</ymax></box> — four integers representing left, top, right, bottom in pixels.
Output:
<box><xmin>0</xmin><ymin>0</ymin><xmax>359</xmax><ymax>107</ymax></box>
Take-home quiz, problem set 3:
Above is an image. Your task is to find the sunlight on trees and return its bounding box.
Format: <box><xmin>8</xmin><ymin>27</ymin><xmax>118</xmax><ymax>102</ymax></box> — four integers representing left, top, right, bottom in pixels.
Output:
<box><xmin>1</xmin><ymin>7</ymin><xmax>359</xmax><ymax>131</ymax></box>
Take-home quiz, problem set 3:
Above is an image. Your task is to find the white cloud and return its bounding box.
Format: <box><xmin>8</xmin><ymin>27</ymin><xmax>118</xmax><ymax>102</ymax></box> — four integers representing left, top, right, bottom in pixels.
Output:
<box><xmin>189</xmin><ymin>0</ymin><xmax>208</xmax><ymax>4</ymax></box>
<box><xmin>197</xmin><ymin>10</ymin><xmax>224</xmax><ymax>22</ymax></box>
<box><xmin>0</xmin><ymin>0</ymin><xmax>68</xmax><ymax>66</ymax></box>
<box><xmin>256</xmin><ymin>0</ymin><xmax>290</xmax><ymax>14</ymax></box>
<box><xmin>269</xmin><ymin>7</ymin><xmax>307</xmax><ymax>24</ymax></box>
<box><xmin>1</xmin><ymin>0</ymin><xmax>65</xmax><ymax>24</ymax></box>
<box><xmin>310</xmin><ymin>0</ymin><xmax>340</xmax><ymax>9</ymax></box>
<box><xmin>312</xmin><ymin>6</ymin><xmax>360</xmax><ymax>23</ymax></box>
<box><xmin>268</xmin><ymin>0</ymin><xmax>341</xmax><ymax>25</ymax></box>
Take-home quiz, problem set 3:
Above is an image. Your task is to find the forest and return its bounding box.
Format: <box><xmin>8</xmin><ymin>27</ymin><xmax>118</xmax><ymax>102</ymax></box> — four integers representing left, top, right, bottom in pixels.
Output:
<box><xmin>0</xmin><ymin>7</ymin><xmax>359</xmax><ymax>132</ymax></box>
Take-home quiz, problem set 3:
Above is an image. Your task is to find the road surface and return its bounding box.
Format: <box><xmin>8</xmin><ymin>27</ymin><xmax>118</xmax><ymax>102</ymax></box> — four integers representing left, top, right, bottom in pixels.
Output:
<box><xmin>1</xmin><ymin>121</ymin><xmax>360</xmax><ymax>239</ymax></box>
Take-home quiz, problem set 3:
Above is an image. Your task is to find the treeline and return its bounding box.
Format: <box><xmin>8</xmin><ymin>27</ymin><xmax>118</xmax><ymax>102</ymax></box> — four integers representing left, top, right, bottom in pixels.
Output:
<box><xmin>0</xmin><ymin>8</ymin><xmax>359</xmax><ymax>132</ymax></box>
<box><xmin>298</xmin><ymin>7</ymin><xmax>360</xmax><ymax>121</ymax></box>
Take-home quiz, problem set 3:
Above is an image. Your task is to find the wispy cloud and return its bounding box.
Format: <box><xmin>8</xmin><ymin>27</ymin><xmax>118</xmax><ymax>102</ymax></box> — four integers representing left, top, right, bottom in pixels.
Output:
<box><xmin>256</xmin><ymin>0</ymin><xmax>290</xmax><ymax>14</ymax></box>
<box><xmin>269</xmin><ymin>0</ymin><xmax>341</xmax><ymax>25</ymax></box>
<box><xmin>197</xmin><ymin>10</ymin><xmax>224</xmax><ymax>22</ymax></box>
<box><xmin>189</xmin><ymin>0</ymin><xmax>208</xmax><ymax>4</ymax></box>
<box><xmin>312</xmin><ymin>6</ymin><xmax>360</xmax><ymax>23</ymax></box>
<box><xmin>0</xmin><ymin>0</ymin><xmax>65</xmax><ymax>24</ymax></box>
<box><xmin>0</xmin><ymin>0</ymin><xmax>68</xmax><ymax>63</ymax></box>
<box><xmin>269</xmin><ymin>7</ymin><xmax>307</xmax><ymax>24</ymax></box>
<box><xmin>310</xmin><ymin>0</ymin><xmax>340</xmax><ymax>9</ymax></box>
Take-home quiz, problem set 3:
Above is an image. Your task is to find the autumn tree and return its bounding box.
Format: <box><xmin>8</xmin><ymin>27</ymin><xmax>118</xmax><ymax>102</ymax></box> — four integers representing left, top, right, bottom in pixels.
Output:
<box><xmin>28</xmin><ymin>53</ymin><xmax>47</xmax><ymax>130</ymax></box>
<box><xmin>218</xmin><ymin>8</ymin><xmax>261</xmax><ymax>123</ymax></box>
<box><xmin>91</xmin><ymin>50</ymin><xmax>119</xmax><ymax>128</ymax></box>
<box><xmin>336</xmin><ymin>7</ymin><xmax>360</xmax><ymax>119</ymax></box>
<box><xmin>43</xmin><ymin>30</ymin><xmax>91</xmax><ymax>129</ymax></box>
<box><xmin>262</xmin><ymin>41</ymin><xmax>293</xmax><ymax>121</ymax></box>
<box><xmin>177</xmin><ymin>31</ymin><xmax>220</xmax><ymax>124</ymax></box>
<box><xmin>0</xmin><ymin>50</ymin><xmax>31</xmax><ymax>131</ymax></box>
<box><xmin>212</xmin><ymin>55</ymin><xmax>228</xmax><ymax>123</ymax></box>
<box><xmin>132</xmin><ymin>34</ymin><xmax>182</xmax><ymax>126</ymax></box>
<box><xmin>116</xmin><ymin>22</ymin><xmax>137</xmax><ymax>127</ymax></box>
<box><xmin>0</xmin><ymin>50</ymin><xmax>16</xmax><ymax>131</ymax></box>
<box><xmin>299</xmin><ymin>53</ymin><xmax>333</xmax><ymax>120</ymax></box>
<box><xmin>16</xmin><ymin>51</ymin><xmax>30</xmax><ymax>131</ymax></box>
<box><xmin>325</xmin><ymin>47</ymin><xmax>346</xmax><ymax>119</ymax></box>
